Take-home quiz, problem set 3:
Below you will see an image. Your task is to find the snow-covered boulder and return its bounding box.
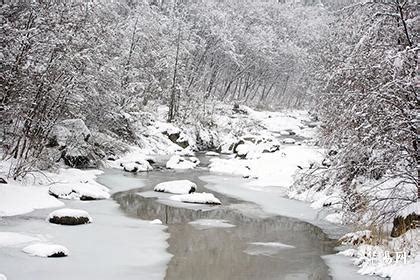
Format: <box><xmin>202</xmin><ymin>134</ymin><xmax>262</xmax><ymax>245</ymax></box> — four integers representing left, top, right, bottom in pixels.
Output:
<box><xmin>49</xmin><ymin>119</ymin><xmax>91</xmax><ymax>147</ymax></box>
<box><xmin>22</xmin><ymin>243</ymin><xmax>69</xmax><ymax>258</ymax></box>
<box><xmin>170</xmin><ymin>192</ymin><xmax>221</xmax><ymax>205</ymax></box>
<box><xmin>120</xmin><ymin>159</ymin><xmax>153</xmax><ymax>173</ymax></box>
<box><xmin>48</xmin><ymin>208</ymin><xmax>92</xmax><ymax>225</ymax></box>
<box><xmin>49</xmin><ymin>182</ymin><xmax>110</xmax><ymax>200</ymax></box>
<box><xmin>235</xmin><ymin>144</ymin><xmax>251</xmax><ymax>159</ymax></box>
<box><xmin>157</xmin><ymin>122</ymin><xmax>190</xmax><ymax>148</ymax></box>
<box><xmin>282</xmin><ymin>138</ymin><xmax>296</xmax><ymax>144</ymax></box>
<box><xmin>154</xmin><ymin>180</ymin><xmax>197</xmax><ymax>194</ymax></box>
<box><xmin>166</xmin><ymin>155</ymin><xmax>199</xmax><ymax>169</ymax></box>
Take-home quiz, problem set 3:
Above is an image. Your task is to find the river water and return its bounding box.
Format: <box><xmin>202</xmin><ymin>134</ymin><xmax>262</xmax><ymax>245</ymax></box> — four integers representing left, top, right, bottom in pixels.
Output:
<box><xmin>97</xmin><ymin>155</ymin><xmax>337</xmax><ymax>280</ymax></box>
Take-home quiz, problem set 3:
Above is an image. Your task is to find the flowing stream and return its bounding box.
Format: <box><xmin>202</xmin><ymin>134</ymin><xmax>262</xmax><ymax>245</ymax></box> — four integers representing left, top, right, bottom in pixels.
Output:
<box><xmin>97</xmin><ymin>155</ymin><xmax>338</xmax><ymax>280</ymax></box>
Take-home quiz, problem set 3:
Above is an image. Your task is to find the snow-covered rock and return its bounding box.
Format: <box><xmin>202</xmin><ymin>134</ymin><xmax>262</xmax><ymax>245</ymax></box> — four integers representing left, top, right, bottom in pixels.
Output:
<box><xmin>49</xmin><ymin>182</ymin><xmax>110</xmax><ymax>200</ymax></box>
<box><xmin>22</xmin><ymin>243</ymin><xmax>69</xmax><ymax>258</ymax></box>
<box><xmin>166</xmin><ymin>155</ymin><xmax>199</xmax><ymax>169</ymax></box>
<box><xmin>282</xmin><ymin>138</ymin><xmax>296</xmax><ymax>144</ymax></box>
<box><xmin>154</xmin><ymin>180</ymin><xmax>197</xmax><ymax>194</ymax></box>
<box><xmin>48</xmin><ymin>208</ymin><xmax>92</xmax><ymax>225</ymax></box>
<box><xmin>0</xmin><ymin>232</ymin><xmax>41</xmax><ymax>247</ymax></box>
<box><xmin>49</xmin><ymin>119</ymin><xmax>91</xmax><ymax>147</ymax></box>
<box><xmin>235</xmin><ymin>144</ymin><xmax>251</xmax><ymax>158</ymax></box>
<box><xmin>170</xmin><ymin>192</ymin><xmax>221</xmax><ymax>205</ymax></box>
<box><xmin>120</xmin><ymin>159</ymin><xmax>153</xmax><ymax>173</ymax></box>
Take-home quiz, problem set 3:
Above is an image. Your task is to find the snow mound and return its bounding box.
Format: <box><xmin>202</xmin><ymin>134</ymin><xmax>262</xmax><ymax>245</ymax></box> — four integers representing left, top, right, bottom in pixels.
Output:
<box><xmin>0</xmin><ymin>232</ymin><xmax>41</xmax><ymax>247</ymax></box>
<box><xmin>339</xmin><ymin>230</ymin><xmax>372</xmax><ymax>245</ymax></box>
<box><xmin>120</xmin><ymin>159</ymin><xmax>153</xmax><ymax>173</ymax></box>
<box><xmin>170</xmin><ymin>192</ymin><xmax>221</xmax><ymax>205</ymax></box>
<box><xmin>22</xmin><ymin>243</ymin><xmax>69</xmax><ymax>258</ymax></box>
<box><xmin>0</xmin><ymin>183</ymin><xmax>64</xmax><ymax>217</ymax></box>
<box><xmin>48</xmin><ymin>208</ymin><xmax>92</xmax><ymax>225</ymax></box>
<box><xmin>166</xmin><ymin>155</ymin><xmax>199</xmax><ymax>169</ymax></box>
<box><xmin>282</xmin><ymin>138</ymin><xmax>296</xmax><ymax>144</ymax></box>
<box><xmin>49</xmin><ymin>182</ymin><xmax>110</xmax><ymax>200</ymax></box>
<box><xmin>325</xmin><ymin>212</ymin><xmax>343</xmax><ymax>224</ymax></box>
<box><xmin>189</xmin><ymin>219</ymin><xmax>235</xmax><ymax>229</ymax></box>
<box><xmin>209</xmin><ymin>158</ymin><xmax>251</xmax><ymax>177</ymax></box>
<box><xmin>205</xmin><ymin>151</ymin><xmax>220</xmax><ymax>156</ymax></box>
<box><xmin>244</xmin><ymin>242</ymin><xmax>295</xmax><ymax>256</ymax></box>
<box><xmin>150</xmin><ymin>219</ymin><xmax>163</xmax><ymax>225</ymax></box>
<box><xmin>154</xmin><ymin>180</ymin><xmax>197</xmax><ymax>194</ymax></box>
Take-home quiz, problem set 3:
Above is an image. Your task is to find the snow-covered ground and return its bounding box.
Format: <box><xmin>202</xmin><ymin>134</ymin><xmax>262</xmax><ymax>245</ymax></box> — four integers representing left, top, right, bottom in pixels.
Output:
<box><xmin>0</xmin><ymin>166</ymin><xmax>170</xmax><ymax>280</ymax></box>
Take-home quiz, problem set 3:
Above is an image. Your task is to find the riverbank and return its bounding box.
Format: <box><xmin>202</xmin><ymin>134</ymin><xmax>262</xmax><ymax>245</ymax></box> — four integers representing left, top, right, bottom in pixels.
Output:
<box><xmin>1</xmin><ymin>105</ymin><xmax>418</xmax><ymax>279</ymax></box>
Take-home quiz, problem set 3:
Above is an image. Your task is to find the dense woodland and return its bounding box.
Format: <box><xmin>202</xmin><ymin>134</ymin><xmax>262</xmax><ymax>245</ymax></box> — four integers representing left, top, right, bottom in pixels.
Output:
<box><xmin>1</xmin><ymin>0</ymin><xmax>419</xmax><ymax>225</ymax></box>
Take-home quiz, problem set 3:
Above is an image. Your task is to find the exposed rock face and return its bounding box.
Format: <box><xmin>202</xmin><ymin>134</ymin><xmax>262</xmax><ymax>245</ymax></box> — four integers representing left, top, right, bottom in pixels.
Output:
<box><xmin>48</xmin><ymin>119</ymin><xmax>98</xmax><ymax>168</ymax></box>
<box><xmin>163</xmin><ymin>131</ymin><xmax>189</xmax><ymax>148</ymax></box>
<box><xmin>390</xmin><ymin>213</ymin><xmax>420</xmax><ymax>237</ymax></box>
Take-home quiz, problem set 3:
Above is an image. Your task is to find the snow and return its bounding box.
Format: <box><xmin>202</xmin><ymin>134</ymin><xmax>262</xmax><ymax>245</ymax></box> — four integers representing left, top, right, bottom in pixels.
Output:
<box><xmin>0</xmin><ymin>274</ymin><xmax>6</xmax><ymax>280</ymax></box>
<box><xmin>120</xmin><ymin>160</ymin><xmax>153</xmax><ymax>172</ymax></box>
<box><xmin>244</xmin><ymin>242</ymin><xmax>295</xmax><ymax>256</ymax></box>
<box><xmin>325</xmin><ymin>212</ymin><xmax>344</xmax><ymax>224</ymax></box>
<box><xmin>150</xmin><ymin>219</ymin><xmax>163</xmax><ymax>225</ymax></box>
<box><xmin>154</xmin><ymin>180</ymin><xmax>197</xmax><ymax>194</ymax></box>
<box><xmin>0</xmin><ymin>200</ymin><xmax>171</xmax><ymax>279</ymax></box>
<box><xmin>48</xmin><ymin>208</ymin><xmax>92</xmax><ymax>221</ymax></box>
<box><xmin>22</xmin><ymin>243</ymin><xmax>69</xmax><ymax>257</ymax></box>
<box><xmin>0</xmin><ymin>232</ymin><xmax>41</xmax><ymax>247</ymax></box>
<box><xmin>188</xmin><ymin>219</ymin><xmax>235</xmax><ymax>230</ymax></box>
<box><xmin>398</xmin><ymin>201</ymin><xmax>420</xmax><ymax>217</ymax></box>
<box><xmin>209</xmin><ymin>145</ymin><xmax>324</xmax><ymax>188</ymax></box>
<box><xmin>43</xmin><ymin>168</ymin><xmax>110</xmax><ymax>201</ymax></box>
<box><xmin>205</xmin><ymin>151</ymin><xmax>220</xmax><ymax>156</ymax></box>
<box><xmin>339</xmin><ymin>230</ymin><xmax>372</xmax><ymax>245</ymax></box>
<box><xmin>0</xmin><ymin>183</ymin><xmax>64</xmax><ymax>217</ymax></box>
<box><xmin>169</xmin><ymin>192</ymin><xmax>221</xmax><ymax>205</ymax></box>
<box><xmin>282</xmin><ymin>138</ymin><xmax>296</xmax><ymax>144</ymax></box>
<box><xmin>166</xmin><ymin>155</ymin><xmax>199</xmax><ymax>169</ymax></box>
<box><xmin>49</xmin><ymin>182</ymin><xmax>110</xmax><ymax>200</ymax></box>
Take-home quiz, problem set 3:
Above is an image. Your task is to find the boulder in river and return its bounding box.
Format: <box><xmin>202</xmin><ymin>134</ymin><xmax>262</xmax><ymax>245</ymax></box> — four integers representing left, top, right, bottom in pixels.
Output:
<box><xmin>154</xmin><ymin>180</ymin><xmax>197</xmax><ymax>194</ymax></box>
<box><xmin>22</xmin><ymin>243</ymin><xmax>69</xmax><ymax>258</ymax></box>
<box><xmin>170</xmin><ymin>192</ymin><xmax>222</xmax><ymax>205</ymax></box>
<box><xmin>48</xmin><ymin>208</ymin><xmax>92</xmax><ymax>225</ymax></box>
<box><xmin>120</xmin><ymin>159</ymin><xmax>153</xmax><ymax>173</ymax></box>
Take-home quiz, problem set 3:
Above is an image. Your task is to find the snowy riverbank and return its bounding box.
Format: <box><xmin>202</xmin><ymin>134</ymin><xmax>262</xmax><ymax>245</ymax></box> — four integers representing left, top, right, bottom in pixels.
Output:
<box><xmin>1</xmin><ymin>105</ymin><xmax>418</xmax><ymax>279</ymax></box>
